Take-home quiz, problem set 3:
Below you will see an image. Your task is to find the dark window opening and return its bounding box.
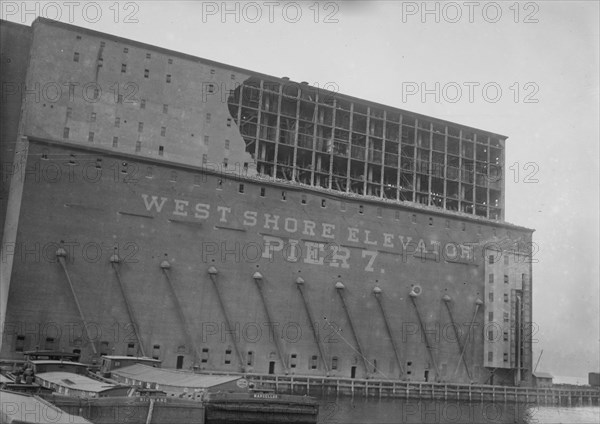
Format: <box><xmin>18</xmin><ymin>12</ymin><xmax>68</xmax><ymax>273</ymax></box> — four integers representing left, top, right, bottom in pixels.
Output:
<box><xmin>73</xmin><ymin>52</ymin><xmax>79</xmax><ymax>62</ymax></box>
<box><xmin>331</xmin><ymin>357</ymin><xmax>338</xmax><ymax>370</ymax></box>
<box><xmin>176</xmin><ymin>355</ymin><xmax>184</xmax><ymax>369</ymax></box>
<box><xmin>260</xmin><ymin>187</ymin><xmax>265</xmax><ymax>197</ymax></box>
<box><xmin>239</xmin><ymin>183</ymin><xmax>244</xmax><ymax>193</ymax></box>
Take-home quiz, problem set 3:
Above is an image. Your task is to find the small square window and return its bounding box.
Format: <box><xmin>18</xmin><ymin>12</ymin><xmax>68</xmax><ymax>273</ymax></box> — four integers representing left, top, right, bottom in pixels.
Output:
<box><xmin>100</xmin><ymin>41</ymin><xmax>106</xmax><ymax>47</ymax></box>
<box><xmin>504</xmin><ymin>293</ymin><xmax>509</xmax><ymax>303</ymax></box>
<box><xmin>146</xmin><ymin>53</ymin><xmax>151</xmax><ymax>59</ymax></box>
<box><xmin>504</xmin><ymin>275</ymin><xmax>509</xmax><ymax>284</ymax></box>
<box><xmin>226</xmin><ymin>118</ymin><xmax>232</xmax><ymax>127</ymax></box>
<box><xmin>144</xmin><ymin>69</ymin><xmax>149</xmax><ymax>78</ymax></box>
<box><xmin>166</xmin><ymin>74</ymin><xmax>172</xmax><ymax>83</ymax></box>
<box><xmin>168</xmin><ymin>58</ymin><xmax>173</xmax><ymax>64</ymax></box>
<box><xmin>121</xmin><ymin>63</ymin><xmax>127</xmax><ymax>73</ymax></box>
<box><xmin>73</xmin><ymin>52</ymin><xmax>80</xmax><ymax>62</ymax></box>
<box><xmin>76</xmin><ymin>35</ymin><xmax>82</xmax><ymax>40</ymax></box>
<box><xmin>489</xmin><ymin>255</ymin><xmax>494</xmax><ymax>264</ymax></box>
<box><xmin>158</xmin><ymin>146</ymin><xmax>164</xmax><ymax>156</ymax></box>
<box><xmin>210</xmin><ymin>69</ymin><xmax>215</xmax><ymax>75</ymax></box>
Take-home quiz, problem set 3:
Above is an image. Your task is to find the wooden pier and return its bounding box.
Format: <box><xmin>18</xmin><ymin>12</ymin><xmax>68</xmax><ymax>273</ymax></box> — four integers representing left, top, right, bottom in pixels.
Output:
<box><xmin>243</xmin><ymin>374</ymin><xmax>600</xmax><ymax>406</ymax></box>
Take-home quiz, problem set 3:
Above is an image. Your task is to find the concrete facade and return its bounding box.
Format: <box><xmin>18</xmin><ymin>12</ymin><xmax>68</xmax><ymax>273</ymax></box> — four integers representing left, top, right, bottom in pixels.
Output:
<box><xmin>0</xmin><ymin>18</ymin><xmax>533</xmax><ymax>386</ymax></box>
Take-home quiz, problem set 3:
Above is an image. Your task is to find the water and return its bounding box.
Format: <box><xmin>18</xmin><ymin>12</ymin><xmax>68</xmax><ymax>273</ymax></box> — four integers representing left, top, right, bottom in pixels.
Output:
<box><xmin>316</xmin><ymin>397</ymin><xmax>600</xmax><ymax>423</ymax></box>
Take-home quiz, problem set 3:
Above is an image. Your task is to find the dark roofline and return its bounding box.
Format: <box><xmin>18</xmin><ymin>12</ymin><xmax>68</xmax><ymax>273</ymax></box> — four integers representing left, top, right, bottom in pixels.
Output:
<box><xmin>30</xmin><ymin>17</ymin><xmax>508</xmax><ymax>139</ymax></box>
<box><xmin>0</xmin><ymin>19</ymin><xmax>31</xmax><ymax>30</ymax></box>
<box><xmin>25</xmin><ymin>136</ymin><xmax>534</xmax><ymax>233</ymax></box>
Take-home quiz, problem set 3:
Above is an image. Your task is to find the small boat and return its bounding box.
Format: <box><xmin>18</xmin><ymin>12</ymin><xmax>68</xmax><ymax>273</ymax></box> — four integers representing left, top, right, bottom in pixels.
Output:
<box><xmin>105</xmin><ymin>360</ymin><xmax>318</xmax><ymax>424</ymax></box>
<box><xmin>18</xmin><ymin>359</ymin><xmax>205</xmax><ymax>424</ymax></box>
<box><xmin>0</xmin><ymin>389</ymin><xmax>93</xmax><ymax>424</ymax></box>
<box><xmin>204</xmin><ymin>390</ymin><xmax>319</xmax><ymax>424</ymax></box>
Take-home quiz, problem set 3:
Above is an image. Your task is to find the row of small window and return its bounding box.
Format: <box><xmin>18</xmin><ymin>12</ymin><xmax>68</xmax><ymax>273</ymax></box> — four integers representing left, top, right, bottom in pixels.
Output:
<box><xmin>488</xmin><ymin>292</ymin><xmax>510</xmax><ymax>303</ymax></box>
<box><xmin>73</xmin><ymin>52</ymin><xmax>173</xmax><ymax>82</ymax></box>
<box><xmin>72</xmin><ymin>108</ymin><xmax>233</xmax><ymax>132</ymax></box>
<box><xmin>488</xmin><ymin>330</ymin><xmax>511</xmax><ymax>342</ymax></box>
<box><xmin>489</xmin><ymin>255</ymin><xmax>512</xmax><ymax>265</ymax></box>
<box><xmin>14</xmin><ymin>335</ymin><xmax>56</xmax><ymax>351</ymax></box>
<box><xmin>488</xmin><ymin>352</ymin><xmax>510</xmax><ymax>362</ymax></box>
<box><xmin>488</xmin><ymin>311</ymin><xmax>511</xmax><ymax>323</ymax></box>
<box><xmin>75</xmin><ymin>35</ymin><xmax>239</xmax><ymax>81</ymax></box>
<box><xmin>489</xmin><ymin>274</ymin><xmax>511</xmax><ymax>284</ymax></box>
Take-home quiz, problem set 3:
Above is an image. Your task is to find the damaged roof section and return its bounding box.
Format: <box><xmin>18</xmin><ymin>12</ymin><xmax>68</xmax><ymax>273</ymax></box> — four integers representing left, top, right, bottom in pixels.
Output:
<box><xmin>228</xmin><ymin>77</ymin><xmax>505</xmax><ymax>220</ymax></box>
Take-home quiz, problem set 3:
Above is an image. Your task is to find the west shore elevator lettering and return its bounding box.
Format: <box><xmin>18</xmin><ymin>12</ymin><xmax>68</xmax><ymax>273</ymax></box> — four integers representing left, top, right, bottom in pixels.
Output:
<box><xmin>141</xmin><ymin>194</ymin><xmax>478</xmax><ymax>272</ymax></box>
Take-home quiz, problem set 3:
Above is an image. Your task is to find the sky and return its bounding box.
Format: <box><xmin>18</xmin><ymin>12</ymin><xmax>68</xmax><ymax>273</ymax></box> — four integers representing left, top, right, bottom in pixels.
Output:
<box><xmin>2</xmin><ymin>0</ymin><xmax>599</xmax><ymax>379</ymax></box>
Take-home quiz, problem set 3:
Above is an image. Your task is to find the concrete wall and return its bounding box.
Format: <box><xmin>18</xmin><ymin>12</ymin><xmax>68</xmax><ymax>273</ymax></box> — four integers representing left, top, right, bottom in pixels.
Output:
<box><xmin>1</xmin><ymin>139</ymin><xmax>533</xmax><ymax>384</ymax></box>
<box><xmin>0</xmin><ymin>20</ymin><xmax>32</xmax><ymax>242</ymax></box>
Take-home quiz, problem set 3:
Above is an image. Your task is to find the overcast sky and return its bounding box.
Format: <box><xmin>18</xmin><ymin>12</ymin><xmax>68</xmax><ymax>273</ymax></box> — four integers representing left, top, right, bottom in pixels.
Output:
<box><xmin>3</xmin><ymin>1</ymin><xmax>599</xmax><ymax>379</ymax></box>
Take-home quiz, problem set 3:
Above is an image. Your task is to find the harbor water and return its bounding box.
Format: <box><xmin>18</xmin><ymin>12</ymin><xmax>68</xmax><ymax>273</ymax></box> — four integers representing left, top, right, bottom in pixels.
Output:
<box><xmin>316</xmin><ymin>397</ymin><xmax>600</xmax><ymax>423</ymax></box>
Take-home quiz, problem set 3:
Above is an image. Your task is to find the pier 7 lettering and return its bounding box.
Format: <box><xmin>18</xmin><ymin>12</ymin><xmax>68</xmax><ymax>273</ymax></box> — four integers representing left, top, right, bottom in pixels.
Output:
<box><xmin>141</xmin><ymin>194</ymin><xmax>475</xmax><ymax>271</ymax></box>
